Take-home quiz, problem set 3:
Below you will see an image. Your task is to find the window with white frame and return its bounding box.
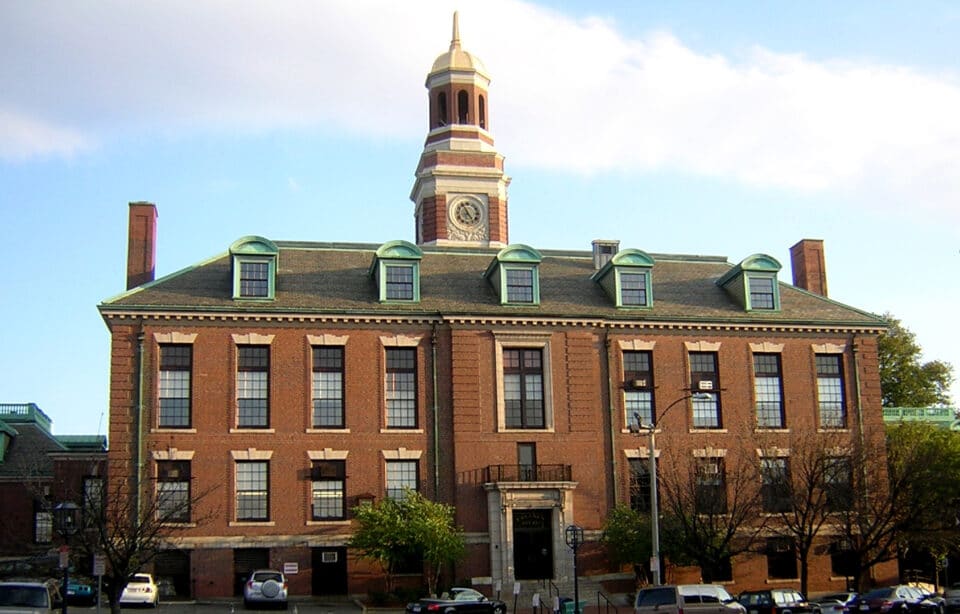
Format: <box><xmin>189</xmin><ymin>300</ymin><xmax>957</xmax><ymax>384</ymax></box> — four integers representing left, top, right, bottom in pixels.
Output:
<box><xmin>629</xmin><ymin>458</ymin><xmax>652</xmax><ymax>513</ymax></box>
<box><xmin>825</xmin><ymin>456</ymin><xmax>853</xmax><ymax>512</ymax></box>
<box><xmin>312</xmin><ymin>346</ymin><xmax>344</xmax><ymax>428</ymax></box>
<box><xmin>82</xmin><ymin>476</ymin><xmax>104</xmax><ymax>526</ymax></box>
<box><xmin>230</xmin><ymin>236</ymin><xmax>278</xmax><ymax>300</ymax></box>
<box><xmin>237</xmin><ymin>345</ymin><xmax>269</xmax><ymax>428</ymax></box>
<box><xmin>157</xmin><ymin>460</ymin><xmax>190</xmax><ymax>522</ymax></box>
<box><xmin>761</xmin><ymin>457</ymin><xmax>791</xmax><ymax>513</ymax></box>
<box><xmin>311</xmin><ymin>460</ymin><xmax>346</xmax><ymax>520</ymax></box>
<box><xmin>817</xmin><ymin>354</ymin><xmax>846</xmax><ymax>428</ymax></box>
<box><xmin>34</xmin><ymin>508</ymin><xmax>52</xmax><ymax>544</ymax></box>
<box><xmin>689</xmin><ymin>352</ymin><xmax>721</xmax><ymax>429</ymax></box>
<box><xmin>624</xmin><ymin>351</ymin><xmax>654</xmax><ymax>428</ymax></box>
<box><xmin>385</xmin><ymin>460</ymin><xmax>418</xmax><ymax>499</ymax></box>
<box><xmin>695</xmin><ymin>457</ymin><xmax>726</xmax><ymax>514</ymax></box>
<box><xmin>235</xmin><ymin>460</ymin><xmax>269</xmax><ymax>521</ymax></box>
<box><xmin>159</xmin><ymin>344</ymin><xmax>191</xmax><ymax>428</ymax></box>
<box><xmin>754</xmin><ymin>353</ymin><xmax>785</xmax><ymax>428</ymax></box>
<box><xmin>504</xmin><ymin>348</ymin><xmax>545</xmax><ymax>428</ymax></box>
<box><xmin>385</xmin><ymin>348</ymin><xmax>417</xmax><ymax>428</ymax></box>
<box><xmin>766</xmin><ymin>536</ymin><xmax>798</xmax><ymax>579</ymax></box>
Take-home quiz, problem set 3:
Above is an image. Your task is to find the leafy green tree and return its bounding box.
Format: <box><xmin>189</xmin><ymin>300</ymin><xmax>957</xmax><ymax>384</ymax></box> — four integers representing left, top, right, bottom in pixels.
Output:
<box><xmin>600</xmin><ymin>504</ymin><xmax>652</xmax><ymax>582</ymax></box>
<box><xmin>879</xmin><ymin>313</ymin><xmax>954</xmax><ymax>407</ymax></box>
<box><xmin>832</xmin><ymin>423</ymin><xmax>960</xmax><ymax>591</ymax></box>
<box><xmin>350</xmin><ymin>491</ymin><xmax>465</xmax><ymax>596</ymax></box>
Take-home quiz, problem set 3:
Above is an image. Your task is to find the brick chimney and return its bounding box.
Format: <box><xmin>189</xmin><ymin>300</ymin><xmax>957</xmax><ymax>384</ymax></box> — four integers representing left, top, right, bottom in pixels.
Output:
<box><xmin>790</xmin><ymin>239</ymin><xmax>828</xmax><ymax>297</ymax></box>
<box><xmin>126</xmin><ymin>202</ymin><xmax>157</xmax><ymax>290</ymax></box>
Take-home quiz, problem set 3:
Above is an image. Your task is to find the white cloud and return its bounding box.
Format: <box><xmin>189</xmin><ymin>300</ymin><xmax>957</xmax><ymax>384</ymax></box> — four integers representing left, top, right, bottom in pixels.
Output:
<box><xmin>2</xmin><ymin>0</ymin><xmax>959</xmax><ymax>225</ymax></box>
<box><xmin>0</xmin><ymin>108</ymin><xmax>89</xmax><ymax>160</ymax></box>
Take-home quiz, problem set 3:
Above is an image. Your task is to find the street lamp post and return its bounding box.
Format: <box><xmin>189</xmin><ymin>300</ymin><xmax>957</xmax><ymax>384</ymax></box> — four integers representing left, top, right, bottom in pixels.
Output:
<box><xmin>632</xmin><ymin>392</ymin><xmax>711</xmax><ymax>585</ymax></box>
<box><xmin>54</xmin><ymin>502</ymin><xmax>80</xmax><ymax>614</ymax></box>
<box><xmin>564</xmin><ymin>524</ymin><xmax>584</xmax><ymax>614</ymax></box>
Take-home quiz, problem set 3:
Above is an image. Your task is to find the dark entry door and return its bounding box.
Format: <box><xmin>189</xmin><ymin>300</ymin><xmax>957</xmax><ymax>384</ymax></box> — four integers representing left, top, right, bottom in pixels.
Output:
<box><xmin>233</xmin><ymin>548</ymin><xmax>269</xmax><ymax>596</ymax></box>
<box><xmin>312</xmin><ymin>547</ymin><xmax>348</xmax><ymax>595</ymax></box>
<box><xmin>513</xmin><ymin>509</ymin><xmax>553</xmax><ymax>580</ymax></box>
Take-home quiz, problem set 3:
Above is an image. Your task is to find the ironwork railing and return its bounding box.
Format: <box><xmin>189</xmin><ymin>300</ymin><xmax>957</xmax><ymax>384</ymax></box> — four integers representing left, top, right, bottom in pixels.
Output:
<box><xmin>484</xmin><ymin>464</ymin><xmax>572</xmax><ymax>483</ymax></box>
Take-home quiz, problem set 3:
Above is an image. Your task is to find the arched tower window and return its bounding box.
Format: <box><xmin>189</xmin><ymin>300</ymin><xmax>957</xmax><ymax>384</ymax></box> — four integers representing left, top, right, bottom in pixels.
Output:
<box><xmin>479</xmin><ymin>95</ymin><xmax>486</xmax><ymax>129</ymax></box>
<box><xmin>457</xmin><ymin>90</ymin><xmax>469</xmax><ymax>124</ymax></box>
<box><xmin>437</xmin><ymin>92</ymin><xmax>448</xmax><ymax>127</ymax></box>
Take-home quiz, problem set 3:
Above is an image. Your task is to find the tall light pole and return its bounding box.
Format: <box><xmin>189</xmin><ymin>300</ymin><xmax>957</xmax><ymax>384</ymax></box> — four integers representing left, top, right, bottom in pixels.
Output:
<box><xmin>54</xmin><ymin>502</ymin><xmax>80</xmax><ymax>614</ymax></box>
<box><xmin>564</xmin><ymin>524</ymin><xmax>584</xmax><ymax>614</ymax></box>
<box><xmin>633</xmin><ymin>392</ymin><xmax>711</xmax><ymax>585</ymax></box>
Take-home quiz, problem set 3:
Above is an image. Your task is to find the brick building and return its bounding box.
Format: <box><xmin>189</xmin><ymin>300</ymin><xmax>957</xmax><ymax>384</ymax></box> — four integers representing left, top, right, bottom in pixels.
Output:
<box><xmin>99</xmin><ymin>14</ymin><xmax>892</xmax><ymax>600</ymax></box>
<box><xmin>0</xmin><ymin>403</ymin><xmax>107</xmax><ymax>568</ymax></box>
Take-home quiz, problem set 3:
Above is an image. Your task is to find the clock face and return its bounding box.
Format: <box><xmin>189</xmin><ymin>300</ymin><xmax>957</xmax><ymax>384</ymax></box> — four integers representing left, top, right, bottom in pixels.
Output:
<box><xmin>453</xmin><ymin>200</ymin><xmax>482</xmax><ymax>227</ymax></box>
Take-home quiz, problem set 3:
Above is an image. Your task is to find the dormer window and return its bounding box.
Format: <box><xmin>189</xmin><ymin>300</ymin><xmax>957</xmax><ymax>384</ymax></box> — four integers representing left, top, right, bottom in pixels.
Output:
<box><xmin>370</xmin><ymin>240</ymin><xmax>423</xmax><ymax>303</ymax></box>
<box><xmin>484</xmin><ymin>245</ymin><xmax>542</xmax><ymax>306</ymax></box>
<box><xmin>230</xmin><ymin>236</ymin><xmax>278</xmax><ymax>300</ymax></box>
<box><xmin>716</xmin><ymin>253</ymin><xmax>782</xmax><ymax>312</ymax></box>
<box><xmin>591</xmin><ymin>249</ymin><xmax>655</xmax><ymax>308</ymax></box>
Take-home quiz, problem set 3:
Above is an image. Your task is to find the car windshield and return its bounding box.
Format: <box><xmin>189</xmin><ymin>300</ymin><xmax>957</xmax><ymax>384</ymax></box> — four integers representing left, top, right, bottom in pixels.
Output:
<box><xmin>454</xmin><ymin>591</ymin><xmax>481</xmax><ymax>602</ymax></box>
<box><xmin>864</xmin><ymin>589</ymin><xmax>894</xmax><ymax>599</ymax></box>
<box><xmin>253</xmin><ymin>572</ymin><xmax>282</xmax><ymax>583</ymax></box>
<box><xmin>638</xmin><ymin>588</ymin><xmax>676</xmax><ymax>607</ymax></box>
<box><xmin>0</xmin><ymin>585</ymin><xmax>49</xmax><ymax>608</ymax></box>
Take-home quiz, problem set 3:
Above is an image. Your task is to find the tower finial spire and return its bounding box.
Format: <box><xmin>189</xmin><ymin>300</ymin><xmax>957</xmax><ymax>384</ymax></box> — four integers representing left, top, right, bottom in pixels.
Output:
<box><xmin>450</xmin><ymin>11</ymin><xmax>461</xmax><ymax>51</ymax></box>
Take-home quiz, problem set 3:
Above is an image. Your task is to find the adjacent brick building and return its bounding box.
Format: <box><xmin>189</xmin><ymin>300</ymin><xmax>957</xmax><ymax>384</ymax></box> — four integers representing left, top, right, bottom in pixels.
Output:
<box><xmin>99</xmin><ymin>14</ymin><xmax>893</xmax><ymax>600</ymax></box>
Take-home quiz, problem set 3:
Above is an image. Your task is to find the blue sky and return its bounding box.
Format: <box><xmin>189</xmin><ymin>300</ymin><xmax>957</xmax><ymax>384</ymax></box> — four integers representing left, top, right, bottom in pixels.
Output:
<box><xmin>2</xmin><ymin>0</ymin><xmax>958</xmax><ymax>435</ymax></box>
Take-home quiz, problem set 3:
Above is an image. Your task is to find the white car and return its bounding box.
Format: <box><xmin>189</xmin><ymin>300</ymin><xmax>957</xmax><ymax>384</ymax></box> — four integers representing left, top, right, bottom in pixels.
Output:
<box><xmin>243</xmin><ymin>570</ymin><xmax>288</xmax><ymax>609</ymax></box>
<box><xmin>119</xmin><ymin>574</ymin><xmax>158</xmax><ymax>607</ymax></box>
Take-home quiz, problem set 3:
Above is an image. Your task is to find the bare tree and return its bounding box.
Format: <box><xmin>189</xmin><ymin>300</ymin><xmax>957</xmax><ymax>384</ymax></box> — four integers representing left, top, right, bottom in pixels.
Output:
<box><xmin>69</xmin><ymin>476</ymin><xmax>219</xmax><ymax>614</ymax></box>
<box><xmin>658</xmin><ymin>447</ymin><xmax>769</xmax><ymax>582</ymax></box>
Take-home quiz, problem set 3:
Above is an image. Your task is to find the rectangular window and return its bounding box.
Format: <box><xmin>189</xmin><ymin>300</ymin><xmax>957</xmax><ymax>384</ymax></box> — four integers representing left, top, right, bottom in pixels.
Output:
<box><xmin>624</xmin><ymin>351</ymin><xmax>654</xmax><ymax>428</ymax></box>
<box><xmin>504</xmin><ymin>348</ymin><xmax>545</xmax><ymax>428</ymax></box>
<box><xmin>749</xmin><ymin>277</ymin><xmax>776</xmax><ymax>309</ymax></box>
<box><xmin>34</xmin><ymin>509</ymin><xmax>52</xmax><ymax>544</ymax></box>
<box><xmin>239</xmin><ymin>261</ymin><xmax>270</xmax><ymax>298</ymax></box>
<box><xmin>385</xmin><ymin>265</ymin><xmax>415</xmax><ymax>300</ymax></box>
<box><xmin>312</xmin><ymin>346</ymin><xmax>344</xmax><ymax>428</ymax></box>
<box><xmin>761</xmin><ymin>458</ymin><xmax>791</xmax><ymax>513</ymax></box>
<box><xmin>505</xmin><ymin>268</ymin><xmax>534</xmax><ymax>303</ymax></box>
<box><xmin>82</xmin><ymin>477</ymin><xmax>104</xmax><ymax>526</ymax></box>
<box><xmin>695</xmin><ymin>458</ymin><xmax>726</xmax><ymax>514</ymax></box>
<box><xmin>237</xmin><ymin>346</ymin><xmax>269</xmax><ymax>428</ymax></box>
<box><xmin>825</xmin><ymin>457</ymin><xmax>853</xmax><ymax>512</ymax></box>
<box><xmin>236</xmin><ymin>460</ymin><xmax>269</xmax><ymax>521</ymax></box>
<box><xmin>311</xmin><ymin>461</ymin><xmax>346</xmax><ymax>521</ymax></box>
<box><xmin>620</xmin><ymin>272</ymin><xmax>648</xmax><ymax>306</ymax></box>
<box><xmin>385</xmin><ymin>348</ymin><xmax>417</xmax><ymax>428</ymax></box>
<box><xmin>159</xmin><ymin>344</ymin><xmax>192</xmax><ymax>428</ymax></box>
<box><xmin>689</xmin><ymin>352</ymin><xmax>721</xmax><ymax>428</ymax></box>
<box><xmin>766</xmin><ymin>537</ymin><xmax>798</xmax><ymax>579</ymax></box>
<box><xmin>157</xmin><ymin>461</ymin><xmax>191</xmax><ymax>522</ymax></box>
<box><xmin>518</xmin><ymin>443</ymin><xmax>536</xmax><ymax>481</ymax></box>
<box><xmin>629</xmin><ymin>458</ymin><xmax>652</xmax><ymax>513</ymax></box>
<box><xmin>754</xmin><ymin>354</ymin><xmax>785</xmax><ymax>428</ymax></box>
<box><xmin>830</xmin><ymin>540</ymin><xmax>857</xmax><ymax>578</ymax></box>
<box><xmin>386</xmin><ymin>460</ymin><xmax>418</xmax><ymax>500</ymax></box>
<box><xmin>817</xmin><ymin>354</ymin><xmax>846</xmax><ymax>428</ymax></box>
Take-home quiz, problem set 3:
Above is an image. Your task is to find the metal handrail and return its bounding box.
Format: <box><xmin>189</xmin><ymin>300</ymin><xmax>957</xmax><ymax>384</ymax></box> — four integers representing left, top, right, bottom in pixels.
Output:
<box><xmin>597</xmin><ymin>590</ymin><xmax>620</xmax><ymax>614</ymax></box>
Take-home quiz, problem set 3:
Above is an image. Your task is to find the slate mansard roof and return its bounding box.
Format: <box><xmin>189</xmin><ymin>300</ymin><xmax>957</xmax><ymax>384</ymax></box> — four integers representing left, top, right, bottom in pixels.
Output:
<box><xmin>100</xmin><ymin>241</ymin><xmax>884</xmax><ymax>332</ymax></box>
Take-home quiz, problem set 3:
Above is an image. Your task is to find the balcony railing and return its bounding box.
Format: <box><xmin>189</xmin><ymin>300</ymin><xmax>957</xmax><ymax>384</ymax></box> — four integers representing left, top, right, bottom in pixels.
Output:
<box><xmin>484</xmin><ymin>464</ymin><xmax>572</xmax><ymax>483</ymax></box>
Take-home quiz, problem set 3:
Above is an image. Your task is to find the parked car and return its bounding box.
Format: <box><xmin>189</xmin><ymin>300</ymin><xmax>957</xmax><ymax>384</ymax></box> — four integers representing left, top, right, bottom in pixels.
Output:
<box><xmin>119</xmin><ymin>574</ymin><xmax>159</xmax><ymax>607</ymax></box>
<box><xmin>406</xmin><ymin>587</ymin><xmax>507</xmax><ymax>614</ymax></box>
<box><xmin>65</xmin><ymin>581</ymin><xmax>98</xmax><ymax>607</ymax></box>
<box><xmin>737</xmin><ymin>589</ymin><xmax>814</xmax><ymax>614</ymax></box>
<box><xmin>857</xmin><ymin>586</ymin><xmax>938</xmax><ymax>614</ymax></box>
<box><xmin>943</xmin><ymin>583</ymin><xmax>960</xmax><ymax>613</ymax></box>
<box><xmin>811</xmin><ymin>592</ymin><xmax>859</xmax><ymax>614</ymax></box>
<box><xmin>242</xmin><ymin>570</ymin><xmax>288</xmax><ymax>610</ymax></box>
<box><xmin>636</xmin><ymin>584</ymin><xmax>746</xmax><ymax>614</ymax></box>
<box><xmin>0</xmin><ymin>581</ymin><xmax>61</xmax><ymax>614</ymax></box>
<box><xmin>905</xmin><ymin>586</ymin><xmax>943</xmax><ymax>614</ymax></box>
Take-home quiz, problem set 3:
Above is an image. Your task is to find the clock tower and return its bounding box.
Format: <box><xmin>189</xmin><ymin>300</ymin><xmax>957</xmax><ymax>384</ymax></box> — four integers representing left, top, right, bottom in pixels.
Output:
<box><xmin>411</xmin><ymin>12</ymin><xmax>510</xmax><ymax>247</ymax></box>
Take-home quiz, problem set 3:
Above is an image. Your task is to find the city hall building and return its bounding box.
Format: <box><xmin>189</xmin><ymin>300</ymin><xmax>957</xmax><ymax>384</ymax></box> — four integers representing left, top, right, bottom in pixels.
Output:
<box><xmin>100</xmin><ymin>15</ymin><xmax>891</xmax><ymax>600</ymax></box>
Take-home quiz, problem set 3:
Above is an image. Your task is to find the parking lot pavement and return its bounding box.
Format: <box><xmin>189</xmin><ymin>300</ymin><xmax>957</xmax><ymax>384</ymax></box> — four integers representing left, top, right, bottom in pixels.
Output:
<box><xmin>68</xmin><ymin>599</ymin><xmax>368</xmax><ymax>614</ymax></box>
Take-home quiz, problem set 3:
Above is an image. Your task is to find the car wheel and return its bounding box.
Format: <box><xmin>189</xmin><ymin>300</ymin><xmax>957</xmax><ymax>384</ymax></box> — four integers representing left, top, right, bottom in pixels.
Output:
<box><xmin>494</xmin><ymin>604</ymin><xmax>506</xmax><ymax>614</ymax></box>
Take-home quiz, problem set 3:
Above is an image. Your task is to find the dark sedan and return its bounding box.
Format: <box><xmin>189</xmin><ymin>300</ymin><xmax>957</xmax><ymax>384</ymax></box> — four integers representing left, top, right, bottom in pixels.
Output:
<box><xmin>406</xmin><ymin>588</ymin><xmax>506</xmax><ymax>614</ymax></box>
<box><xmin>857</xmin><ymin>586</ymin><xmax>939</xmax><ymax>614</ymax></box>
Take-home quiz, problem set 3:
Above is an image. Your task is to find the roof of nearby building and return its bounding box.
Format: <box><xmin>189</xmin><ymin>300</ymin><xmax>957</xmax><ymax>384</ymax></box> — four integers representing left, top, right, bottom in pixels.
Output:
<box><xmin>101</xmin><ymin>241</ymin><xmax>885</xmax><ymax>331</ymax></box>
<box><xmin>0</xmin><ymin>404</ymin><xmax>106</xmax><ymax>476</ymax></box>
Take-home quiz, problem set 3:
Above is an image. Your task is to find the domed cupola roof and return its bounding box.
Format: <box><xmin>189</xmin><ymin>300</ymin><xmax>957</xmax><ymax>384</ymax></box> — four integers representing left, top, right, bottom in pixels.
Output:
<box><xmin>428</xmin><ymin>12</ymin><xmax>489</xmax><ymax>81</ymax></box>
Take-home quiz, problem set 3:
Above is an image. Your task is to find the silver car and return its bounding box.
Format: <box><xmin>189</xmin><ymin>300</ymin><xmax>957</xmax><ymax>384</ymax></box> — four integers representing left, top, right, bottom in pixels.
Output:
<box><xmin>243</xmin><ymin>570</ymin><xmax>288</xmax><ymax>610</ymax></box>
